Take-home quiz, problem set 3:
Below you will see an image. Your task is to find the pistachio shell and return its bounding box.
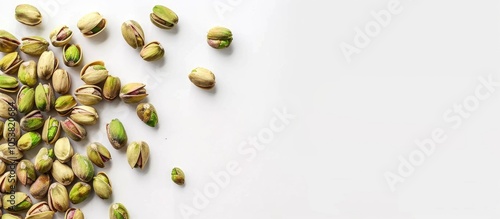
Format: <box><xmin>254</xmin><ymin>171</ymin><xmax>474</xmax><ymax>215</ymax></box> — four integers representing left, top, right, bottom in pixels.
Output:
<box><xmin>18</xmin><ymin>60</ymin><xmax>38</xmax><ymax>87</ymax></box>
<box><xmin>0</xmin><ymin>74</ymin><xmax>20</xmax><ymax>93</ymax></box>
<box><xmin>106</xmin><ymin>119</ymin><xmax>128</xmax><ymax>149</ymax></box>
<box><xmin>54</xmin><ymin>137</ymin><xmax>74</xmax><ymax>163</ymax></box>
<box><xmin>26</xmin><ymin>201</ymin><xmax>54</xmax><ymax>219</ymax></box>
<box><xmin>16</xmin><ymin>159</ymin><xmax>36</xmax><ymax>186</ymax></box>
<box><xmin>121</xmin><ymin>20</ymin><xmax>145</xmax><ymax>49</ymax></box>
<box><xmin>150</xmin><ymin>5</ymin><xmax>178</xmax><ymax>29</ymax></box>
<box><xmin>52</xmin><ymin>69</ymin><xmax>71</xmax><ymax>94</ymax></box>
<box><xmin>54</xmin><ymin>95</ymin><xmax>77</xmax><ymax>116</ymax></box>
<box><xmin>47</xmin><ymin>182</ymin><xmax>69</xmax><ymax>212</ymax></box>
<box><xmin>69</xmin><ymin>182</ymin><xmax>91</xmax><ymax>204</ymax></box>
<box><xmin>65</xmin><ymin>208</ymin><xmax>84</xmax><ymax>219</ymax></box>
<box><xmin>0</xmin><ymin>52</ymin><xmax>23</xmax><ymax>75</ymax></box>
<box><xmin>207</xmin><ymin>26</ymin><xmax>233</xmax><ymax>49</ymax></box>
<box><xmin>77</xmin><ymin>12</ymin><xmax>107</xmax><ymax>37</ymax></box>
<box><xmin>74</xmin><ymin>85</ymin><xmax>103</xmax><ymax>105</ymax></box>
<box><xmin>119</xmin><ymin>83</ymin><xmax>148</xmax><ymax>103</ymax></box>
<box><xmin>71</xmin><ymin>154</ymin><xmax>94</xmax><ymax>182</ymax></box>
<box><xmin>17</xmin><ymin>131</ymin><xmax>42</xmax><ymax>151</ymax></box>
<box><xmin>20</xmin><ymin>110</ymin><xmax>43</xmax><ymax>131</ymax></box>
<box><xmin>0</xmin><ymin>92</ymin><xmax>17</xmax><ymax>119</ymax></box>
<box><xmin>50</xmin><ymin>25</ymin><xmax>73</xmax><ymax>47</ymax></box>
<box><xmin>86</xmin><ymin>142</ymin><xmax>111</xmax><ymax>168</ymax></box>
<box><xmin>70</xmin><ymin>105</ymin><xmax>99</xmax><ymax>125</ymax></box>
<box><xmin>0</xmin><ymin>143</ymin><xmax>23</xmax><ymax>164</ymax></box>
<box><xmin>93</xmin><ymin>171</ymin><xmax>112</xmax><ymax>199</ymax></box>
<box><xmin>189</xmin><ymin>67</ymin><xmax>216</xmax><ymax>88</ymax></box>
<box><xmin>35</xmin><ymin>148</ymin><xmax>53</xmax><ymax>173</ymax></box>
<box><xmin>16</xmin><ymin>85</ymin><xmax>35</xmax><ymax>114</ymax></box>
<box><xmin>41</xmin><ymin>116</ymin><xmax>60</xmax><ymax>144</ymax></box>
<box><xmin>126</xmin><ymin>141</ymin><xmax>150</xmax><ymax>169</ymax></box>
<box><xmin>61</xmin><ymin>118</ymin><xmax>87</xmax><ymax>141</ymax></box>
<box><xmin>15</xmin><ymin>4</ymin><xmax>42</xmax><ymax>26</ymax></box>
<box><xmin>3</xmin><ymin>120</ymin><xmax>21</xmax><ymax>142</ymax></box>
<box><xmin>63</xmin><ymin>44</ymin><xmax>83</xmax><ymax>67</ymax></box>
<box><xmin>51</xmin><ymin>160</ymin><xmax>74</xmax><ymax>186</ymax></box>
<box><xmin>136</xmin><ymin>103</ymin><xmax>158</xmax><ymax>127</ymax></box>
<box><xmin>29</xmin><ymin>174</ymin><xmax>50</xmax><ymax>200</ymax></box>
<box><xmin>80</xmin><ymin>60</ymin><xmax>108</xmax><ymax>84</ymax></box>
<box><xmin>171</xmin><ymin>167</ymin><xmax>185</xmax><ymax>185</ymax></box>
<box><xmin>20</xmin><ymin>36</ymin><xmax>49</xmax><ymax>56</ymax></box>
<box><xmin>140</xmin><ymin>41</ymin><xmax>164</xmax><ymax>61</ymax></box>
<box><xmin>2</xmin><ymin>192</ymin><xmax>32</xmax><ymax>212</ymax></box>
<box><xmin>0</xmin><ymin>171</ymin><xmax>17</xmax><ymax>193</ymax></box>
<box><xmin>103</xmin><ymin>75</ymin><xmax>121</xmax><ymax>101</ymax></box>
<box><xmin>34</xmin><ymin>83</ymin><xmax>54</xmax><ymax>112</ymax></box>
<box><xmin>0</xmin><ymin>30</ymin><xmax>20</xmax><ymax>53</ymax></box>
<box><xmin>37</xmin><ymin>51</ymin><xmax>59</xmax><ymax>80</ymax></box>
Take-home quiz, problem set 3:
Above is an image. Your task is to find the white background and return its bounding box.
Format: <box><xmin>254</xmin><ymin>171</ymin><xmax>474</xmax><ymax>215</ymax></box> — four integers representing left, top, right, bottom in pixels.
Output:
<box><xmin>2</xmin><ymin>0</ymin><xmax>500</xmax><ymax>218</ymax></box>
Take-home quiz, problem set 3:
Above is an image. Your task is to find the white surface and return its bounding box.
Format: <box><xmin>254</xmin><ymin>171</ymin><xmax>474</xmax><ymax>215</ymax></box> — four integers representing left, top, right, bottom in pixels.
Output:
<box><xmin>2</xmin><ymin>0</ymin><xmax>500</xmax><ymax>218</ymax></box>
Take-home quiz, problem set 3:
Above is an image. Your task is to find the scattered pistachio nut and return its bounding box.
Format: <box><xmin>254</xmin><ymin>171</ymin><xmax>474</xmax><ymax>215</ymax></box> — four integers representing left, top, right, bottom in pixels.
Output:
<box><xmin>69</xmin><ymin>182</ymin><xmax>91</xmax><ymax>204</ymax></box>
<box><xmin>20</xmin><ymin>36</ymin><xmax>49</xmax><ymax>56</ymax></box>
<box><xmin>150</xmin><ymin>5</ymin><xmax>178</xmax><ymax>29</ymax></box>
<box><xmin>41</xmin><ymin>116</ymin><xmax>60</xmax><ymax>144</ymax></box>
<box><xmin>121</xmin><ymin>20</ymin><xmax>145</xmax><ymax>49</ymax></box>
<box><xmin>3</xmin><ymin>120</ymin><xmax>21</xmax><ymax>142</ymax></box>
<box><xmin>0</xmin><ymin>92</ymin><xmax>17</xmax><ymax>119</ymax></box>
<box><xmin>30</xmin><ymin>174</ymin><xmax>50</xmax><ymax>200</ymax></box>
<box><xmin>71</xmin><ymin>154</ymin><xmax>94</xmax><ymax>182</ymax></box>
<box><xmin>0</xmin><ymin>30</ymin><xmax>21</xmax><ymax>53</ymax></box>
<box><xmin>52</xmin><ymin>69</ymin><xmax>71</xmax><ymax>94</ymax></box>
<box><xmin>119</xmin><ymin>83</ymin><xmax>148</xmax><ymax>103</ymax></box>
<box><xmin>35</xmin><ymin>148</ymin><xmax>54</xmax><ymax>173</ymax></box>
<box><xmin>127</xmin><ymin>141</ymin><xmax>150</xmax><ymax>169</ymax></box>
<box><xmin>18</xmin><ymin>61</ymin><xmax>38</xmax><ymax>87</ymax></box>
<box><xmin>26</xmin><ymin>201</ymin><xmax>54</xmax><ymax>219</ymax></box>
<box><xmin>140</xmin><ymin>41</ymin><xmax>164</xmax><ymax>61</ymax></box>
<box><xmin>54</xmin><ymin>137</ymin><xmax>74</xmax><ymax>163</ymax></box>
<box><xmin>93</xmin><ymin>171</ymin><xmax>112</xmax><ymax>199</ymax></box>
<box><xmin>87</xmin><ymin>142</ymin><xmax>111</xmax><ymax>168</ymax></box>
<box><xmin>189</xmin><ymin>67</ymin><xmax>216</xmax><ymax>88</ymax></box>
<box><xmin>0</xmin><ymin>171</ymin><xmax>17</xmax><ymax>193</ymax></box>
<box><xmin>50</xmin><ymin>25</ymin><xmax>73</xmax><ymax>47</ymax></box>
<box><xmin>51</xmin><ymin>160</ymin><xmax>74</xmax><ymax>186</ymax></box>
<box><xmin>3</xmin><ymin>192</ymin><xmax>32</xmax><ymax>212</ymax></box>
<box><xmin>16</xmin><ymin>85</ymin><xmax>35</xmax><ymax>114</ymax></box>
<box><xmin>207</xmin><ymin>26</ymin><xmax>233</xmax><ymax>49</ymax></box>
<box><xmin>110</xmin><ymin>203</ymin><xmax>129</xmax><ymax>219</ymax></box>
<box><xmin>61</xmin><ymin>118</ymin><xmax>87</xmax><ymax>141</ymax></box>
<box><xmin>70</xmin><ymin>105</ymin><xmax>99</xmax><ymax>125</ymax></box>
<box><xmin>0</xmin><ymin>74</ymin><xmax>20</xmax><ymax>93</ymax></box>
<box><xmin>0</xmin><ymin>143</ymin><xmax>23</xmax><ymax>164</ymax></box>
<box><xmin>20</xmin><ymin>110</ymin><xmax>44</xmax><ymax>131</ymax></box>
<box><xmin>35</xmin><ymin>83</ymin><xmax>55</xmax><ymax>112</ymax></box>
<box><xmin>137</xmin><ymin>103</ymin><xmax>158</xmax><ymax>127</ymax></box>
<box><xmin>80</xmin><ymin>60</ymin><xmax>109</xmax><ymax>84</ymax></box>
<box><xmin>63</xmin><ymin>44</ymin><xmax>83</xmax><ymax>67</ymax></box>
<box><xmin>37</xmin><ymin>50</ymin><xmax>59</xmax><ymax>80</ymax></box>
<box><xmin>75</xmin><ymin>85</ymin><xmax>103</xmax><ymax>105</ymax></box>
<box><xmin>77</xmin><ymin>12</ymin><xmax>107</xmax><ymax>37</ymax></box>
<box><xmin>15</xmin><ymin>4</ymin><xmax>42</xmax><ymax>26</ymax></box>
<box><xmin>17</xmin><ymin>131</ymin><xmax>42</xmax><ymax>151</ymax></box>
<box><xmin>103</xmin><ymin>75</ymin><xmax>121</xmax><ymax>101</ymax></box>
<box><xmin>172</xmin><ymin>167</ymin><xmax>185</xmax><ymax>185</ymax></box>
<box><xmin>16</xmin><ymin>159</ymin><xmax>36</xmax><ymax>186</ymax></box>
<box><xmin>54</xmin><ymin>95</ymin><xmax>77</xmax><ymax>116</ymax></box>
<box><xmin>0</xmin><ymin>52</ymin><xmax>23</xmax><ymax>75</ymax></box>
<box><xmin>47</xmin><ymin>182</ymin><xmax>69</xmax><ymax>212</ymax></box>
<box><xmin>106</xmin><ymin>119</ymin><xmax>128</xmax><ymax>149</ymax></box>
<box><xmin>65</xmin><ymin>208</ymin><xmax>84</xmax><ymax>219</ymax></box>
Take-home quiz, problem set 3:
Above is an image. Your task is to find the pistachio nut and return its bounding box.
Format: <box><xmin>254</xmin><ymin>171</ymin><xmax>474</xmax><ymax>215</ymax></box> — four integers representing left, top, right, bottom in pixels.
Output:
<box><xmin>50</xmin><ymin>25</ymin><xmax>73</xmax><ymax>47</ymax></box>
<box><xmin>207</xmin><ymin>26</ymin><xmax>233</xmax><ymax>49</ymax></box>
<box><xmin>127</xmin><ymin>141</ymin><xmax>150</xmax><ymax>169</ymax></box>
<box><xmin>47</xmin><ymin>182</ymin><xmax>69</xmax><ymax>212</ymax></box>
<box><xmin>61</xmin><ymin>118</ymin><xmax>87</xmax><ymax>141</ymax></box>
<box><xmin>26</xmin><ymin>201</ymin><xmax>54</xmax><ymax>219</ymax></box>
<box><xmin>119</xmin><ymin>83</ymin><xmax>148</xmax><ymax>103</ymax></box>
<box><xmin>74</xmin><ymin>85</ymin><xmax>103</xmax><ymax>105</ymax></box>
<box><xmin>77</xmin><ymin>12</ymin><xmax>107</xmax><ymax>37</ymax></box>
<box><xmin>171</xmin><ymin>167</ymin><xmax>185</xmax><ymax>185</ymax></box>
<box><xmin>93</xmin><ymin>171</ymin><xmax>112</xmax><ymax>199</ymax></box>
<box><xmin>0</xmin><ymin>160</ymin><xmax>6</xmax><ymax>175</ymax></box>
<box><xmin>3</xmin><ymin>192</ymin><xmax>32</xmax><ymax>212</ymax></box>
<box><xmin>121</xmin><ymin>20</ymin><xmax>145</xmax><ymax>49</ymax></box>
<box><xmin>0</xmin><ymin>30</ymin><xmax>20</xmax><ymax>53</ymax></box>
<box><xmin>17</xmin><ymin>131</ymin><xmax>42</xmax><ymax>151</ymax></box>
<box><xmin>71</xmin><ymin>154</ymin><xmax>94</xmax><ymax>182</ymax></box>
<box><xmin>70</xmin><ymin>106</ymin><xmax>99</xmax><ymax>125</ymax></box>
<box><xmin>106</xmin><ymin>119</ymin><xmax>128</xmax><ymax>149</ymax></box>
<box><xmin>18</xmin><ymin>60</ymin><xmax>38</xmax><ymax>87</ymax></box>
<box><xmin>54</xmin><ymin>95</ymin><xmax>77</xmax><ymax>116</ymax></box>
<box><xmin>16</xmin><ymin>159</ymin><xmax>36</xmax><ymax>186</ymax></box>
<box><xmin>35</xmin><ymin>147</ymin><xmax>54</xmax><ymax>173</ymax></box>
<box><xmin>0</xmin><ymin>143</ymin><xmax>23</xmax><ymax>164</ymax></box>
<box><xmin>52</xmin><ymin>69</ymin><xmax>71</xmax><ymax>94</ymax></box>
<box><xmin>103</xmin><ymin>75</ymin><xmax>121</xmax><ymax>101</ymax></box>
<box><xmin>0</xmin><ymin>171</ymin><xmax>17</xmax><ymax>193</ymax></box>
<box><xmin>189</xmin><ymin>67</ymin><xmax>216</xmax><ymax>88</ymax></box>
<box><xmin>0</xmin><ymin>93</ymin><xmax>17</xmax><ymax>119</ymax></box>
<box><xmin>80</xmin><ymin>60</ymin><xmax>108</xmax><ymax>84</ymax></box>
<box><xmin>136</xmin><ymin>103</ymin><xmax>158</xmax><ymax>127</ymax></box>
<box><xmin>15</xmin><ymin>4</ymin><xmax>42</xmax><ymax>26</ymax></box>
<box><xmin>0</xmin><ymin>74</ymin><xmax>20</xmax><ymax>93</ymax></box>
<box><xmin>65</xmin><ymin>208</ymin><xmax>84</xmax><ymax>219</ymax></box>
<box><xmin>20</xmin><ymin>36</ymin><xmax>49</xmax><ymax>56</ymax></box>
<box><xmin>42</xmin><ymin>116</ymin><xmax>60</xmax><ymax>144</ymax></box>
<box><xmin>69</xmin><ymin>182</ymin><xmax>91</xmax><ymax>204</ymax></box>
<box><xmin>110</xmin><ymin>203</ymin><xmax>129</xmax><ymax>219</ymax></box>
<box><xmin>87</xmin><ymin>142</ymin><xmax>111</xmax><ymax>168</ymax></box>
<box><xmin>140</xmin><ymin>41</ymin><xmax>164</xmax><ymax>61</ymax></box>
<box><xmin>51</xmin><ymin>160</ymin><xmax>74</xmax><ymax>186</ymax></box>
<box><xmin>63</xmin><ymin>44</ymin><xmax>83</xmax><ymax>67</ymax></box>
<box><xmin>0</xmin><ymin>52</ymin><xmax>23</xmax><ymax>75</ymax></box>
<box><xmin>2</xmin><ymin>214</ymin><xmax>22</xmax><ymax>219</ymax></box>
<box><xmin>20</xmin><ymin>109</ymin><xmax>44</xmax><ymax>131</ymax></box>
<box><xmin>29</xmin><ymin>174</ymin><xmax>50</xmax><ymax>200</ymax></box>
<box><xmin>3</xmin><ymin>120</ymin><xmax>21</xmax><ymax>142</ymax></box>
<box><xmin>16</xmin><ymin>85</ymin><xmax>35</xmax><ymax>114</ymax></box>
<box><xmin>35</xmin><ymin>83</ymin><xmax>55</xmax><ymax>112</ymax></box>
<box><xmin>54</xmin><ymin>137</ymin><xmax>74</xmax><ymax>163</ymax></box>
<box><xmin>37</xmin><ymin>51</ymin><xmax>59</xmax><ymax>80</ymax></box>
<box><xmin>150</xmin><ymin>5</ymin><xmax>178</xmax><ymax>29</ymax></box>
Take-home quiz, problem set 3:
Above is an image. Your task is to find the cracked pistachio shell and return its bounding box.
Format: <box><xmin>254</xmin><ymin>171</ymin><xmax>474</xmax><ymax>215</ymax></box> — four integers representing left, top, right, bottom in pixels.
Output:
<box><xmin>0</xmin><ymin>30</ymin><xmax>20</xmax><ymax>53</ymax></box>
<box><xmin>71</xmin><ymin>154</ymin><xmax>95</xmax><ymax>182</ymax></box>
<box><xmin>63</xmin><ymin>44</ymin><xmax>83</xmax><ymax>67</ymax></box>
<box><xmin>80</xmin><ymin>61</ymin><xmax>108</xmax><ymax>84</ymax></box>
<box><xmin>106</xmin><ymin>119</ymin><xmax>127</xmax><ymax>149</ymax></box>
<box><xmin>42</xmin><ymin>116</ymin><xmax>60</xmax><ymax>144</ymax></box>
<box><xmin>87</xmin><ymin>142</ymin><xmax>111</xmax><ymax>168</ymax></box>
<box><xmin>119</xmin><ymin>83</ymin><xmax>148</xmax><ymax>103</ymax></box>
<box><xmin>54</xmin><ymin>137</ymin><xmax>73</xmax><ymax>163</ymax></box>
<box><xmin>65</xmin><ymin>208</ymin><xmax>84</xmax><ymax>219</ymax></box>
<box><xmin>0</xmin><ymin>143</ymin><xmax>23</xmax><ymax>164</ymax></box>
<box><xmin>35</xmin><ymin>83</ymin><xmax>54</xmax><ymax>112</ymax></box>
<box><xmin>0</xmin><ymin>74</ymin><xmax>20</xmax><ymax>93</ymax></box>
<box><xmin>140</xmin><ymin>41</ymin><xmax>164</xmax><ymax>61</ymax></box>
<box><xmin>20</xmin><ymin>36</ymin><xmax>49</xmax><ymax>56</ymax></box>
<box><xmin>15</xmin><ymin>4</ymin><xmax>42</xmax><ymax>26</ymax></box>
<box><xmin>150</xmin><ymin>5</ymin><xmax>178</xmax><ymax>29</ymax></box>
<box><xmin>18</xmin><ymin>61</ymin><xmax>37</xmax><ymax>87</ymax></box>
<box><xmin>61</xmin><ymin>118</ymin><xmax>86</xmax><ymax>141</ymax></box>
<box><xmin>37</xmin><ymin>51</ymin><xmax>59</xmax><ymax>80</ymax></box>
<box><xmin>26</xmin><ymin>201</ymin><xmax>54</xmax><ymax>219</ymax></box>
<box><xmin>171</xmin><ymin>167</ymin><xmax>185</xmax><ymax>185</ymax></box>
<box><xmin>69</xmin><ymin>182</ymin><xmax>91</xmax><ymax>204</ymax></box>
<box><xmin>93</xmin><ymin>172</ymin><xmax>112</xmax><ymax>199</ymax></box>
<box><xmin>16</xmin><ymin>159</ymin><xmax>36</xmax><ymax>186</ymax></box>
<box><xmin>77</xmin><ymin>12</ymin><xmax>107</xmax><ymax>37</ymax></box>
<box><xmin>189</xmin><ymin>67</ymin><xmax>216</xmax><ymax>88</ymax></box>
<box><xmin>47</xmin><ymin>182</ymin><xmax>69</xmax><ymax>212</ymax></box>
<box><xmin>110</xmin><ymin>203</ymin><xmax>129</xmax><ymax>219</ymax></box>
<box><xmin>29</xmin><ymin>174</ymin><xmax>50</xmax><ymax>200</ymax></box>
<box><xmin>50</xmin><ymin>25</ymin><xmax>73</xmax><ymax>47</ymax></box>
<box><xmin>70</xmin><ymin>105</ymin><xmax>98</xmax><ymax>125</ymax></box>
<box><xmin>3</xmin><ymin>192</ymin><xmax>32</xmax><ymax>212</ymax></box>
<box><xmin>17</xmin><ymin>131</ymin><xmax>42</xmax><ymax>151</ymax></box>
<box><xmin>0</xmin><ymin>52</ymin><xmax>23</xmax><ymax>75</ymax></box>
<box><xmin>52</xmin><ymin>69</ymin><xmax>71</xmax><ymax>94</ymax></box>
<box><xmin>137</xmin><ymin>103</ymin><xmax>158</xmax><ymax>127</ymax></box>
<box><xmin>35</xmin><ymin>148</ymin><xmax>53</xmax><ymax>173</ymax></box>
<box><xmin>16</xmin><ymin>85</ymin><xmax>35</xmax><ymax>114</ymax></box>
<box><xmin>0</xmin><ymin>171</ymin><xmax>17</xmax><ymax>193</ymax></box>
<box><xmin>74</xmin><ymin>85</ymin><xmax>102</xmax><ymax>106</ymax></box>
<box><xmin>126</xmin><ymin>141</ymin><xmax>150</xmax><ymax>169</ymax></box>
<box><xmin>20</xmin><ymin>109</ymin><xmax>43</xmax><ymax>131</ymax></box>
<box><xmin>3</xmin><ymin>120</ymin><xmax>21</xmax><ymax>142</ymax></box>
<box><xmin>207</xmin><ymin>26</ymin><xmax>233</xmax><ymax>49</ymax></box>
<box><xmin>121</xmin><ymin>20</ymin><xmax>145</xmax><ymax>49</ymax></box>
<box><xmin>54</xmin><ymin>95</ymin><xmax>77</xmax><ymax>116</ymax></box>
<box><xmin>0</xmin><ymin>93</ymin><xmax>17</xmax><ymax>119</ymax></box>
<box><xmin>103</xmin><ymin>75</ymin><xmax>121</xmax><ymax>101</ymax></box>
<box><xmin>51</xmin><ymin>160</ymin><xmax>74</xmax><ymax>186</ymax></box>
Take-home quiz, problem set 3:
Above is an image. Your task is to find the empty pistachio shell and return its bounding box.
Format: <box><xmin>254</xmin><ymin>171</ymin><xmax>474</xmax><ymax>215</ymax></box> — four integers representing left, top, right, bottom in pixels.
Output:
<box><xmin>0</xmin><ymin>30</ymin><xmax>20</xmax><ymax>53</ymax></box>
<box><xmin>0</xmin><ymin>52</ymin><xmax>23</xmax><ymax>75</ymax></box>
<box><xmin>61</xmin><ymin>118</ymin><xmax>86</xmax><ymax>141</ymax></box>
<box><xmin>77</xmin><ymin>12</ymin><xmax>107</xmax><ymax>37</ymax></box>
<box><xmin>47</xmin><ymin>182</ymin><xmax>69</xmax><ymax>212</ymax></box>
<box><xmin>0</xmin><ymin>143</ymin><xmax>23</xmax><ymax>164</ymax></box>
<box><xmin>0</xmin><ymin>92</ymin><xmax>17</xmax><ymax>119</ymax></box>
<box><xmin>119</xmin><ymin>83</ymin><xmax>148</xmax><ymax>103</ymax></box>
<box><xmin>54</xmin><ymin>95</ymin><xmax>77</xmax><ymax>116</ymax></box>
<box><xmin>65</xmin><ymin>208</ymin><xmax>84</xmax><ymax>219</ymax></box>
<box><xmin>136</xmin><ymin>103</ymin><xmax>158</xmax><ymax>127</ymax></box>
<box><xmin>207</xmin><ymin>26</ymin><xmax>233</xmax><ymax>49</ymax></box>
<box><xmin>93</xmin><ymin>171</ymin><xmax>112</xmax><ymax>199</ymax></box>
<box><xmin>3</xmin><ymin>120</ymin><xmax>21</xmax><ymax>142</ymax></box>
<box><xmin>20</xmin><ymin>36</ymin><xmax>49</xmax><ymax>56</ymax></box>
<box><xmin>150</xmin><ymin>5</ymin><xmax>178</xmax><ymax>29</ymax></box>
<box><xmin>87</xmin><ymin>142</ymin><xmax>111</xmax><ymax>168</ymax></box>
<box><xmin>75</xmin><ymin>85</ymin><xmax>103</xmax><ymax>105</ymax></box>
<box><xmin>37</xmin><ymin>51</ymin><xmax>59</xmax><ymax>80</ymax></box>
<box><xmin>20</xmin><ymin>110</ymin><xmax>43</xmax><ymax>131</ymax></box>
<box><xmin>127</xmin><ymin>141</ymin><xmax>150</xmax><ymax>169</ymax></box>
<box><xmin>54</xmin><ymin>137</ymin><xmax>74</xmax><ymax>163</ymax></box>
<box><xmin>50</xmin><ymin>25</ymin><xmax>73</xmax><ymax>47</ymax></box>
<box><xmin>42</xmin><ymin>116</ymin><xmax>60</xmax><ymax>145</ymax></box>
<box><xmin>63</xmin><ymin>44</ymin><xmax>83</xmax><ymax>67</ymax></box>
<box><xmin>71</xmin><ymin>154</ymin><xmax>94</xmax><ymax>182</ymax></box>
<box><xmin>17</xmin><ymin>131</ymin><xmax>42</xmax><ymax>151</ymax></box>
<box><xmin>103</xmin><ymin>75</ymin><xmax>121</xmax><ymax>101</ymax></box>
<box><xmin>121</xmin><ymin>20</ymin><xmax>145</xmax><ymax>49</ymax></box>
<box><xmin>3</xmin><ymin>192</ymin><xmax>32</xmax><ymax>212</ymax></box>
<box><xmin>30</xmin><ymin>174</ymin><xmax>50</xmax><ymax>200</ymax></box>
<box><xmin>0</xmin><ymin>171</ymin><xmax>17</xmax><ymax>193</ymax></box>
<box><xmin>106</xmin><ymin>119</ymin><xmax>127</xmax><ymax>149</ymax></box>
<box><xmin>52</xmin><ymin>69</ymin><xmax>71</xmax><ymax>94</ymax></box>
<box><xmin>70</xmin><ymin>105</ymin><xmax>99</xmax><ymax>125</ymax></box>
<box><xmin>16</xmin><ymin>159</ymin><xmax>36</xmax><ymax>186</ymax></box>
<box><xmin>172</xmin><ymin>167</ymin><xmax>185</xmax><ymax>185</ymax></box>
<box><xmin>140</xmin><ymin>41</ymin><xmax>164</xmax><ymax>61</ymax></box>
<box><xmin>69</xmin><ymin>182</ymin><xmax>91</xmax><ymax>204</ymax></box>
<box><xmin>51</xmin><ymin>160</ymin><xmax>74</xmax><ymax>186</ymax></box>
<box><xmin>26</xmin><ymin>201</ymin><xmax>54</xmax><ymax>219</ymax></box>
<box><xmin>15</xmin><ymin>4</ymin><xmax>42</xmax><ymax>26</ymax></box>
<box><xmin>18</xmin><ymin>61</ymin><xmax>38</xmax><ymax>87</ymax></box>
<box><xmin>80</xmin><ymin>60</ymin><xmax>108</xmax><ymax>84</ymax></box>
<box><xmin>16</xmin><ymin>85</ymin><xmax>35</xmax><ymax>114</ymax></box>
<box><xmin>189</xmin><ymin>67</ymin><xmax>216</xmax><ymax>88</ymax></box>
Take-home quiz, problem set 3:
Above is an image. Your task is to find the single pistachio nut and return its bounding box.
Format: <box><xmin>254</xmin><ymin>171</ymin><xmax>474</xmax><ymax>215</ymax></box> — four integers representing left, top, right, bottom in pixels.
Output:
<box><xmin>87</xmin><ymin>142</ymin><xmax>111</xmax><ymax>168</ymax></box>
<box><xmin>0</xmin><ymin>143</ymin><xmax>23</xmax><ymax>164</ymax></box>
<box><xmin>77</xmin><ymin>12</ymin><xmax>107</xmax><ymax>37</ymax></box>
<box><xmin>61</xmin><ymin>118</ymin><xmax>87</xmax><ymax>141</ymax></box>
<box><xmin>3</xmin><ymin>192</ymin><xmax>32</xmax><ymax>212</ymax></box>
<box><xmin>110</xmin><ymin>203</ymin><xmax>129</xmax><ymax>219</ymax></box>
<box><xmin>93</xmin><ymin>171</ymin><xmax>112</xmax><ymax>199</ymax></box>
<box><xmin>106</xmin><ymin>119</ymin><xmax>128</xmax><ymax>149</ymax></box>
<box><xmin>3</xmin><ymin>120</ymin><xmax>21</xmax><ymax>142</ymax></box>
<box><xmin>16</xmin><ymin>85</ymin><xmax>35</xmax><ymax>114</ymax></box>
<box><xmin>52</xmin><ymin>69</ymin><xmax>71</xmax><ymax>94</ymax></box>
<box><xmin>2</xmin><ymin>214</ymin><xmax>23</xmax><ymax>219</ymax></box>
<box><xmin>65</xmin><ymin>208</ymin><xmax>84</xmax><ymax>219</ymax></box>
<box><xmin>35</xmin><ymin>148</ymin><xmax>54</xmax><ymax>173</ymax></box>
<box><xmin>18</xmin><ymin>61</ymin><xmax>38</xmax><ymax>87</ymax></box>
<box><xmin>42</xmin><ymin>116</ymin><xmax>60</xmax><ymax>144</ymax></box>
<box><xmin>71</xmin><ymin>154</ymin><xmax>94</xmax><ymax>182</ymax></box>
<box><xmin>136</xmin><ymin>103</ymin><xmax>158</xmax><ymax>127</ymax></box>
<box><xmin>80</xmin><ymin>60</ymin><xmax>108</xmax><ymax>84</ymax></box>
<box><xmin>69</xmin><ymin>182</ymin><xmax>91</xmax><ymax>204</ymax></box>
<box><xmin>103</xmin><ymin>75</ymin><xmax>121</xmax><ymax>101</ymax></box>
<box><xmin>20</xmin><ymin>109</ymin><xmax>43</xmax><ymax>131</ymax></box>
<box><xmin>0</xmin><ymin>52</ymin><xmax>23</xmax><ymax>75</ymax></box>
<box><xmin>70</xmin><ymin>105</ymin><xmax>99</xmax><ymax>125</ymax></box>
<box><xmin>47</xmin><ymin>182</ymin><xmax>69</xmax><ymax>212</ymax></box>
<box><xmin>189</xmin><ymin>67</ymin><xmax>216</xmax><ymax>88</ymax></box>
<box><xmin>0</xmin><ymin>74</ymin><xmax>20</xmax><ymax>93</ymax></box>
<box><xmin>26</xmin><ymin>201</ymin><xmax>54</xmax><ymax>219</ymax></box>
<box><xmin>50</xmin><ymin>25</ymin><xmax>73</xmax><ymax>47</ymax></box>
<box><xmin>121</xmin><ymin>20</ymin><xmax>145</xmax><ymax>49</ymax></box>
<box><xmin>119</xmin><ymin>83</ymin><xmax>148</xmax><ymax>103</ymax></box>
<box><xmin>127</xmin><ymin>141</ymin><xmax>150</xmax><ymax>169</ymax></box>
<box><xmin>172</xmin><ymin>167</ymin><xmax>185</xmax><ymax>185</ymax></box>
<box><xmin>35</xmin><ymin>83</ymin><xmax>55</xmax><ymax>112</ymax></box>
<box><xmin>54</xmin><ymin>95</ymin><xmax>77</xmax><ymax>116</ymax></box>
<box><xmin>0</xmin><ymin>30</ymin><xmax>20</xmax><ymax>53</ymax></box>
<box><xmin>150</xmin><ymin>5</ymin><xmax>178</xmax><ymax>29</ymax></box>
<box><xmin>0</xmin><ymin>93</ymin><xmax>17</xmax><ymax>119</ymax></box>
<box><xmin>29</xmin><ymin>174</ymin><xmax>50</xmax><ymax>200</ymax></box>
<box><xmin>207</xmin><ymin>26</ymin><xmax>233</xmax><ymax>49</ymax></box>
<box><xmin>15</xmin><ymin>4</ymin><xmax>42</xmax><ymax>26</ymax></box>
<box><xmin>63</xmin><ymin>44</ymin><xmax>83</xmax><ymax>67</ymax></box>
<box><xmin>74</xmin><ymin>85</ymin><xmax>103</xmax><ymax>105</ymax></box>
<box><xmin>20</xmin><ymin>36</ymin><xmax>49</xmax><ymax>56</ymax></box>
<box><xmin>140</xmin><ymin>41</ymin><xmax>164</xmax><ymax>61</ymax></box>
<box><xmin>51</xmin><ymin>160</ymin><xmax>74</xmax><ymax>186</ymax></box>
<box><xmin>16</xmin><ymin>159</ymin><xmax>36</xmax><ymax>186</ymax></box>
<box><xmin>37</xmin><ymin>51</ymin><xmax>59</xmax><ymax>80</ymax></box>
<box><xmin>0</xmin><ymin>171</ymin><xmax>17</xmax><ymax>193</ymax></box>
<box><xmin>54</xmin><ymin>137</ymin><xmax>74</xmax><ymax>163</ymax></box>
<box><xmin>17</xmin><ymin>131</ymin><xmax>42</xmax><ymax>151</ymax></box>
